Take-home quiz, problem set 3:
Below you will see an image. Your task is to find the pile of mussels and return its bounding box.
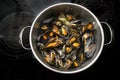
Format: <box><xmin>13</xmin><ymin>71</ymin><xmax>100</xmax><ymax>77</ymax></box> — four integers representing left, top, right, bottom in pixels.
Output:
<box><xmin>36</xmin><ymin>13</ymin><xmax>96</xmax><ymax>69</ymax></box>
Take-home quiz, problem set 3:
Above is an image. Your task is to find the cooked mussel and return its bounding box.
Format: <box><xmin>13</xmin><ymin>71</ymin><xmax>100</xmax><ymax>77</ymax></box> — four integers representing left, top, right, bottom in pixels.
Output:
<box><xmin>58</xmin><ymin>13</ymin><xmax>70</xmax><ymax>26</ymax></box>
<box><xmin>44</xmin><ymin>38</ymin><xmax>63</xmax><ymax>48</ymax></box>
<box><xmin>61</xmin><ymin>25</ymin><xmax>68</xmax><ymax>36</ymax></box>
<box><xmin>73</xmin><ymin>60</ymin><xmax>79</xmax><ymax>67</ymax></box>
<box><xmin>65</xmin><ymin>46</ymin><xmax>72</xmax><ymax>53</ymax></box>
<box><xmin>49</xmin><ymin>31</ymin><xmax>54</xmax><ymax>37</ymax></box>
<box><xmin>41</xmin><ymin>25</ymin><xmax>48</xmax><ymax>30</ymax></box>
<box><xmin>55</xmin><ymin>20</ymin><xmax>62</xmax><ymax>26</ymax></box>
<box><xmin>63</xmin><ymin>59</ymin><xmax>72</xmax><ymax>69</ymax></box>
<box><xmin>52</xmin><ymin>25</ymin><xmax>60</xmax><ymax>35</ymax></box>
<box><xmin>66</xmin><ymin>15</ymin><xmax>73</xmax><ymax>21</ymax></box>
<box><xmin>72</xmin><ymin>42</ymin><xmax>80</xmax><ymax>49</ymax></box>
<box><xmin>66</xmin><ymin>35</ymin><xmax>76</xmax><ymax>45</ymax></box>
<box><xmin>85</xmin><ymin>44</ymin><xmax>96</xmax><ymax>58</ymax></box>
<box><xmin>79</xmin><ymin>52</ymin><xmax>85</xmax><ymax>64</ymax></box>
<box><xmin>86</xmin><ymin>22</ymin><xmax>94</xmax><ymax>30</ymax></box>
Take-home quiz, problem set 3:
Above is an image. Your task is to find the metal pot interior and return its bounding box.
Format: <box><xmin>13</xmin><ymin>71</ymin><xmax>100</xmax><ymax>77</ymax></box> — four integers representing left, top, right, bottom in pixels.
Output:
<box><xmin>30</xmin><ymin>3</ymin><xmax>104</xmax><ymax>73</ymax></box>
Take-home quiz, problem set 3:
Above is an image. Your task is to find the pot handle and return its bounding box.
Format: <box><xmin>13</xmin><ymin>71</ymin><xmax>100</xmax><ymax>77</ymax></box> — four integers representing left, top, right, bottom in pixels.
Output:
<box><xmin>101</xmin><ymin>22</ymin><xmax>113</xmax><ymax>45</ymax></box>
<box><xmin>19</xmin><ymin>26</ymin><xmax>31</xmax><ymax>50</ymax></box>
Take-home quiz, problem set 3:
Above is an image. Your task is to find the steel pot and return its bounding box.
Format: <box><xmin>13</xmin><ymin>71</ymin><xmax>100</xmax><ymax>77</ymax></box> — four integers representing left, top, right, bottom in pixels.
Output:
<box><xmin>19</xmin><ymin>3</ymin><xmax>113</xmax><ymax>74</ymax></box>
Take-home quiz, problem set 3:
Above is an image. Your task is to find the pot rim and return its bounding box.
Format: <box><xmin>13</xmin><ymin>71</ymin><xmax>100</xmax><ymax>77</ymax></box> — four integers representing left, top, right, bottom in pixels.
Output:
<box><xmin>29</xmin><ymin>3</ymin><xmax>104</xmax><ymax>74</ymax></box>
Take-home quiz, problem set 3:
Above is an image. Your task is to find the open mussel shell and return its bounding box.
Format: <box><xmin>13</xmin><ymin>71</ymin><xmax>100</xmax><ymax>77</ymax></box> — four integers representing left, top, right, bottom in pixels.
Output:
<box><xmin>85</xmin><ymin>44</ymin><xmax>96</xmax><ymax>58</ymax></box>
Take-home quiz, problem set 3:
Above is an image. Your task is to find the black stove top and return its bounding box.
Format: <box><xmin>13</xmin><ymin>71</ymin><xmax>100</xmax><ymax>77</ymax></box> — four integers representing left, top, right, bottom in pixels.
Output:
<box><xmin>0</xmin><ymin>0</ymin><xmax>119</xmax><ymax>80</ymax></box>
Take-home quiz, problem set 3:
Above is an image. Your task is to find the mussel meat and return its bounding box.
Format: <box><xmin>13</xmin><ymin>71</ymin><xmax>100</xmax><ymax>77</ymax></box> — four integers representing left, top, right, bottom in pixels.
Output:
<box><xmin>61</xmin><ymin>25</ymin><xmax>67</xmax><ymax>36</ymax></box>
<box><xmin>66</xmin><ymin>35</ymin><xmax>76</xmax><ymax>45</ymax></box>
<box><xmin>52</xmin><ymin>25</ymin><xmax>60</xmax><ymax>35</ymax></box>
<box><xmin>72</xmin><ymin>42</ymin><xmax>80</xmax><ymax>49</ymax></box>
<box><xmin>44</xmin><ymin>38</ymin><xmax>63</xmax><ymax>48</ymax></box>
<box><xmin>65</xmin><ymin>46</ymin><xmax>72</xmax><ymax>53</ymax></box>
<box><xmin>73</xmin><ymin>61</ymin><xmax>79</xmax><ymax>67</ymax></box>
<box><xmin>66</xmin><ymin>15</ymin><xmax>73</xmax><ymax>21</ymax></box>
<box><xmin>41</xmin><ymin>25</ymin><xmax>48</xmax><ymax>30</ymax></box>
<box><xmin>86</xmin><ymin>22</ymin><xmax>94</xmax><ymax>30</ymax></box>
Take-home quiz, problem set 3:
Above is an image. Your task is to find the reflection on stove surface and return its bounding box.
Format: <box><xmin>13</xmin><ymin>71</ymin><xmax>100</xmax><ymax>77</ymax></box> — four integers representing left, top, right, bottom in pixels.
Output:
<box><xmin>0</xmin><ymin>12</ymin><xmax>33</xmax><ymax>49</ymax></box>
<box><xmin>0</xmin><ymin>11</ymin><xmax>33</xmax><ymax>58</ymax></box>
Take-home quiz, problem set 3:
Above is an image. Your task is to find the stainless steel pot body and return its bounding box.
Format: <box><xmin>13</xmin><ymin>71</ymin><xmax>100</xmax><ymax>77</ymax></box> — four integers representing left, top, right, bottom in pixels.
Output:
<box><xmin>29</xmin><ymin>3</ymin><xmax>105</xmax><ymax>74</ymax></box>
